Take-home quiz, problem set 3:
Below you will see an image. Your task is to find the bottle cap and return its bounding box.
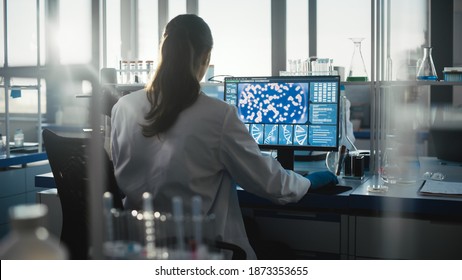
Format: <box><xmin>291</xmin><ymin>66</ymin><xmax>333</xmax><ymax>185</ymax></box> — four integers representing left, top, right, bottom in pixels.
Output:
<box><xmin>10</xmin><ymin>204</ymin><xmax>48</xmax><ymax>230</ymax></box>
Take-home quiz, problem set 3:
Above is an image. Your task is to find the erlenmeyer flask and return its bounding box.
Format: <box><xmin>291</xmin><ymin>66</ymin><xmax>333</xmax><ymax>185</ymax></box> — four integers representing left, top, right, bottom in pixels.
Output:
<box><xmin>416</xmin><ymin>46</ymin><xmax>438</xmax><ymax>81</ymax></box>
<box><xmin>347</xmin><ymin>38</ymin><xmax>368</xmax><ymax>82</ymax></box>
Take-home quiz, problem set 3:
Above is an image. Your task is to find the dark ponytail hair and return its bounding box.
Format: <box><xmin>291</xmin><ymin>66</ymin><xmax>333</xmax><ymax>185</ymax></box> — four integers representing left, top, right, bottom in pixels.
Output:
<box><xmin>142</xmin><ymin>14</ymin><xmax>213</xmax><ymax>137</ymax></box>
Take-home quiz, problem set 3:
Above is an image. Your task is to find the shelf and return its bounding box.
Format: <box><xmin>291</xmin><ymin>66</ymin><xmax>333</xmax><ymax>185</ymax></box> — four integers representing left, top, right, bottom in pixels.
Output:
<box><xmin>0</xmin><ymin>85</ymin><xmax>40</xmax><ymax>89</ymax></box>
<box><xmin>342</xmin><ymin>81</ymin><xmax>462</xmax><ymax>87</ymax></box>
<box><xmin>341</xmin><ymin>81</ymin><xmax>373</xmax><ymax>86</ymax></box>
<box><xmin>378</xmin><ymin>80</ymin><xmax>462</xmax><ymax>86</ymax></box>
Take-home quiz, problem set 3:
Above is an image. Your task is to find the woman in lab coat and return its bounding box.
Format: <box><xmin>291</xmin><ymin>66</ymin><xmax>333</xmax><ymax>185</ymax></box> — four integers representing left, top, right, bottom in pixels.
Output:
<box><xmin>111</xmin><ymin>14</ymin><xmax>338</xmax><ymax>259</ymax></box>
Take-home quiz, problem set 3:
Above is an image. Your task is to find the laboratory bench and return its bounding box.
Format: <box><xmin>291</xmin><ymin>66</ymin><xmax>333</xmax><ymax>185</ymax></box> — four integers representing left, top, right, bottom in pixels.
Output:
<box><xmin>33</xmin><ymin>157</ymin><xmax>462</xmax><ymax>260</ymax></box>
<box><xmin>238</xmin><ymin>157</ymin><xmax>462</xmax><ymax>259</ymax></box>
<box><xmin>0</xmin><ymin>155</ymin><xmax>51</xmax><ymax>239</ymax></box>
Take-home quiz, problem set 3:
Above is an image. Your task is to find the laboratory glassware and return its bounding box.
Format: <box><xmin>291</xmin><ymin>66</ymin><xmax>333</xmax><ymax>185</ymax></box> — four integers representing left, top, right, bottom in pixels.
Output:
<box><xmin>346</xmin><ymin>38</ymin><xmax>368</xmax><ymax>82</ymax></box>
<box><xmin>14</xmin><ymin>128</ymin><xmax>24</xmax><ymax>147</ymax></box>
<box><xmin>0</xmin><ymin>204</ymin><xmax>67</xmax><ymax>259</ymax></box>
<box><xmin>416</xmin><ymin>46</ymin><xmax>438</xmax><ymax>81</ymax></box>
<box><xmin>121</xmin><ymin>61</ymin><xmax>129</xmax><ymax>84</ymax></box>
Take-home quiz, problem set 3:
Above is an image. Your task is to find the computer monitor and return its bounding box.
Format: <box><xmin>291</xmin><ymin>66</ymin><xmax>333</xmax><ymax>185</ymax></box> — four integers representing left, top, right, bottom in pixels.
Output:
<box><xmin>224</xmin><ymin>75</ymin><xmax>341</xmax><ymax>170</ymax></box>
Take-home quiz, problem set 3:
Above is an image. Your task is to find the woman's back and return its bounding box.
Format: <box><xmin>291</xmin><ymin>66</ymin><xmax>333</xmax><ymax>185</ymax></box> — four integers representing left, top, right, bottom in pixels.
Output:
<box><xmin>112</xmin><ymin>90</ymin><xmax>259</xmax><ymax>258</ymax></box>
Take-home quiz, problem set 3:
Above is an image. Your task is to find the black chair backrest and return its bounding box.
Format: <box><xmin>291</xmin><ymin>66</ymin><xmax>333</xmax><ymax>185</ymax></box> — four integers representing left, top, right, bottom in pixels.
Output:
<box><xmin>42</xmin><ymin>129</ymin><xmax>123</xmax><ymax>259</ymax></box>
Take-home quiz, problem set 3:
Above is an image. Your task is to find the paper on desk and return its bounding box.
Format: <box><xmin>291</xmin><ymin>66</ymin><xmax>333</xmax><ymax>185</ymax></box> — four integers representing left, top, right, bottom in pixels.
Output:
<box><xmin>419</xmin><ymin>180</ymin><xmax>462</xmax><ymax>196</ymax></box>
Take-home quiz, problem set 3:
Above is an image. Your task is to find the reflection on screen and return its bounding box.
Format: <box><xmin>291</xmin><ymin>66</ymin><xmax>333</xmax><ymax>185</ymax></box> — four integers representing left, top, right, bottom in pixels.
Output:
<box><xmin>225</xmin><ymin>76</ymin><xmax>340</xmax><ymax>151</ymax></box>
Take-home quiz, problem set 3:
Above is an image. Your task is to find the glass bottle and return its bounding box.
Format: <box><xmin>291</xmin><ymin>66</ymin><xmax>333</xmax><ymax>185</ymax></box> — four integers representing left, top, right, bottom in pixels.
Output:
<box><xmin>0</xmin><ymin>133</ymin><xmax>6</xmax><ymax>158</ymax></box>
<box><xmin>416</xmin><ymin>46</ymin><xmax>438</xmax><ymax>81</ymax></box>
<box><xmin>346</xmin><ymin>38</ymin><xmax>368</xmax><ymax>82</ymax></box>
<box><xmin>0</xmin><ymin>204</ymin><xmax>67</xmax><ymax>259</ymax></box>
<box><xmin>14</xmin><ymin>128</ymin><xmax>24</xmax><ymax>147</ymax></box>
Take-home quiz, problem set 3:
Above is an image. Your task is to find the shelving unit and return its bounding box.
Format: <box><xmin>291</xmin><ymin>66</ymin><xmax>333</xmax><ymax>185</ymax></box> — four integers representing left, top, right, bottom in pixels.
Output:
<box><xmin>1</xmin><ymin>0</ymin><xmax>43</xmax><ymax>163</ymax></box>
<box><xmin>0</xmin><ymin>0</ymin><xmax>50</xmax><ymax>239</ymax></box>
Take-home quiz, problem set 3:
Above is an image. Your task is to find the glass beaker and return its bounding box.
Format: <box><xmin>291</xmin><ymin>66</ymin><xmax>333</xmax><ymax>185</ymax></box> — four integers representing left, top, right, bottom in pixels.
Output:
<box><xmin>346</xmin><ymin>38</ymin><xmax>368</xmax><ymax>82</ymax></box>
<box><xmin>380</xmin><ymin>133</ymin><xmax>420</xmax><ymax>185</ymax></box>
<box><xmin>416</xmin><ymin>46</ymin><xmax>438</xmax><ymax>81</ymax></box>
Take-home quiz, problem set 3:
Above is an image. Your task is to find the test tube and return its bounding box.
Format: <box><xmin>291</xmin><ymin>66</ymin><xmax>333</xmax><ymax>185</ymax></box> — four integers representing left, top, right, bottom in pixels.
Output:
<box><xmin>136</xmin><ymin>60</ymin><xmax>143</xmax><ymax>83</ymax></box>
<box><xmin>146</xmin><ymin>60</ymin><xmax>154</xmax><ymax>82</ymax></box>
<box><xmin>192</xmin><ymin>196</ymin><xmax>203</xmax><ymax>248</ymax></box>
<box><xmin>103</xmin><ymin>192</ymin><xmax>114</xmax><ymax>242</ymax></box>
<box><xmin>142</xmin><ymin>192</ymin><xmax>156</xmax><ymax>259</ymax></box>
<box><xmin>129</xmin><ymin>61</ymin><xmax>137</xmax><ymax>84</ymax></box>
<box><xmin>121</xmin><ymin>60</ymin><xmax>129</xmax><ymax>84</ymax></box>
<box><xmin>172</xmin><ymin>196</ymin><xmax>185</xmax><ymax>253</ymax></box>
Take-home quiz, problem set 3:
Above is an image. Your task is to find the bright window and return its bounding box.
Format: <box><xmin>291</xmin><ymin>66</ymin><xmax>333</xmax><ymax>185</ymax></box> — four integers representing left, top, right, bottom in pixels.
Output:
<box><xmin>286</xmin><ymin>0</ymin><xmax>309</xmax><ymax>67</ymax></box>
<box><xmin>0</xmin><ymin>78</ymin><xmax>46</xmax><ymax>114</ymax></box>
<box><xmin>138</xmin><ymin>0</ymin><xmax>159</xmax><ymax>62</ymax></box>
<box><xmin>58</xmin><ymin>0</ymin><xmax>92</xmax><ymax>64</ymax></box>
<box><xmin>389</xmin><ymin>0</ymin><xmax>428</xmax><ymax>81</ymax></box>
<box><xmin>5</xmin><ymin>0</ymin><xmax>40</xmax><ymax>66</ymax></box>
<box><xmin>198</xmin><ymin>0</ymin><xmax>271</xmax><ymax>77</ymax></box>
<box><xmin>317</xmin><ymin>0</ymin><xmax>371</xmax><ymax>81</ymax></box>
<box><xmin>105</xmin><ymin>0</ymin><xmax>121</xmax><ymax>68</ymax></box>
<box><xmin>168</xmin><ymin>0</ymin><xmax>187</xmax><ymax>20</ymax></box>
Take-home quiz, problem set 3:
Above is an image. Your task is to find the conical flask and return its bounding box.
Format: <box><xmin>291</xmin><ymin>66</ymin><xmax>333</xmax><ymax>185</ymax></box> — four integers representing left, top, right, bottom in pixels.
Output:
<box><xmin>416</xmin><ymin>46</ymin><xmax>438</xmax><ymax>80</ymax></box>
<box><xmin>347</xmin><ymin>38</ymin><xmax>368</xmax><ymax>82</ymax></box>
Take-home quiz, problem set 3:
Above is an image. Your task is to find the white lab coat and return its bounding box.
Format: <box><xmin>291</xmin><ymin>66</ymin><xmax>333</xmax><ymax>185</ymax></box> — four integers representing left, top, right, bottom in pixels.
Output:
<box><xmin>111</xmin><ymin>89</ymin><xmax>312</xmax><ymax>259</ymax></box>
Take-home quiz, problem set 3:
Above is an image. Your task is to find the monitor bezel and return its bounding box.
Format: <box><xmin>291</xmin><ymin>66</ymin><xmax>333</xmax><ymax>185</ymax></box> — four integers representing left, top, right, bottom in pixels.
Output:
<box><xmin>224</xmin><ymin>75</ymin><xmax>341</xmax><ymax>153</ymax></box>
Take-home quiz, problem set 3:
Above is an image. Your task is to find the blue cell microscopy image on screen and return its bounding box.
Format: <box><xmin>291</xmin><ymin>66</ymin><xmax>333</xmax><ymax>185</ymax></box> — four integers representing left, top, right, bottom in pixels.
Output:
<box><xmin>309</xmin><ymin>104</ymin><xmax>338</xmax><ymax>125</ymax></box>
<box><xmin>308</xmin><ymin>125</ymin><xmax>337</xmax><ymax>147</ymax></box>
<box><xmin>250</xmin><ymin>124</ymin><xmax>264</xmax><ymax>144</ymax></box>
<box><xmin>237</xmin><ymin>82</ymin><xmax>309</xmax><ymax>124</ymax></box>
<box><xmin>294</xmin><ymin>125</ymin><xmax>308</xmax><ymax>146</ymax></box>
<box><xmin>264</xmin><ymin>124</ymin><xmax>279</xmax><ymax>145</ymax></box>
<box><xmin>278</xmin><ymin>124</ymin><xmax>294</xmax><ymax>145</ymax></box>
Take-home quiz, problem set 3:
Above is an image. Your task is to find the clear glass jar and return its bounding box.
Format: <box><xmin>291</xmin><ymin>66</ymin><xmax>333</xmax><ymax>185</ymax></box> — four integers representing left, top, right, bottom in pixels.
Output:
<box><xmin>14</xmin><ymin>128</ymin><xmax>24</xmax><ymax>147</ymax></box>
<box><xmin>379</xmin><ymin>133</ymin><xmax>420</xmax><ymax>185</ymax></box>
<box><xmin>0</xmin><ymin>133</ymin><xmax>6</xmax><ymax>158</ymax></box>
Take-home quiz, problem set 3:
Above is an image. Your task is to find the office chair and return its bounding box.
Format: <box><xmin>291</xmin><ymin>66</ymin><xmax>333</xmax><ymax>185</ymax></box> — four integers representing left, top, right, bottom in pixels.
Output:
<box><xmin>214</xmin><ymin>240</ymin><xmax>246</xmax><ymax>260</ymax></box>
<box><xmin>42</xmin><ymin>128</ymin><xmax>124</xmax><ymax>259</ymax></box>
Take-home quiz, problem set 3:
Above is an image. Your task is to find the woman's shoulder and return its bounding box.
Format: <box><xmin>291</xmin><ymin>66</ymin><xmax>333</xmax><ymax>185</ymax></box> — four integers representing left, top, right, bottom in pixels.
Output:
<box><xmin>112</xmin><ymin>89</ymin><xmax>148</xmax><ymax>115</ymax></box>
<box><xmin>118</xmin><ymin>88</ymin><xmax>147</xmax><ymax>103</ymax></box>
<box><xmin>114</xmin><ymin>89</ymin><xmax>148</xmax><ymax>109</ymax></box>
<box><xmin>198</xmin><ymin>92</ymin><xmax>231</xmax><ymax>108</ymax></box>
<box><xmin>187</xmin><ymin>93</ymin><xmax>236</xmax><ymax>121</ymax></box>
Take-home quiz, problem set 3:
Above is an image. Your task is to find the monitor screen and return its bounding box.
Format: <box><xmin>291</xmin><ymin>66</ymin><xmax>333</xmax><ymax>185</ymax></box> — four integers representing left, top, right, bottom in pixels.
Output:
<box><xmin>224</xmin><ymin>75</ymin><xmax>340</xmax><ymax>169</ymax></box>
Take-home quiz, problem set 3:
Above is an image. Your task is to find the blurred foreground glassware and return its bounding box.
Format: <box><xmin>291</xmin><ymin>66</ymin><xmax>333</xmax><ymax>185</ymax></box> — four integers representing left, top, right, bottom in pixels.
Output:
<box><xmin>0</xmin><ymin>204</ymin><xmax>67</xmax><ymax>259</ymax></box>
<box><xmin>416</xmin><ymin>46</ymin><xmax>438</xmax><ymax>81</ymax></box>
<box><xmin>346</xmin><ymin>38</ymin><xmax>368</xmax><ymax>82</ymax></box>
<box><xmin>103</xmin><ymin>192</ymin><xmax>222</xmax><ymax>260</ymax></box>
<box><xmin>380</xmin><ymin>133</ymin><xmax>420</xmax><ymax>185</ymax></box>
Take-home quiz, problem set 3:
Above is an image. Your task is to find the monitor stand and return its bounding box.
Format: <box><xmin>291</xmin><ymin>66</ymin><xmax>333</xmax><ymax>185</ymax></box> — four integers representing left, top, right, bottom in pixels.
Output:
<box><xmin>276</xmin><ymin>149</ymin><xmax>295</xmax><ymax>170</ymax></box>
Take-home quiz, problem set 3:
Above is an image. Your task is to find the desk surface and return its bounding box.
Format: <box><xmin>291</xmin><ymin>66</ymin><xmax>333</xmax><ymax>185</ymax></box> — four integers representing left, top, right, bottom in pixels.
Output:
<box><xmin>36</xmin><ymin>157</ymin><xmax>462</xmax><ymax>220</ymax></box>
<box><xmin>240</xmin><ymin>157</ymin><xmax>462</xmax><ymax>220</ymax></box>
<box><xmin>0</xmin><ymin>152</ymin><xmax>48</xmax><ymax>168</ymax></box>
